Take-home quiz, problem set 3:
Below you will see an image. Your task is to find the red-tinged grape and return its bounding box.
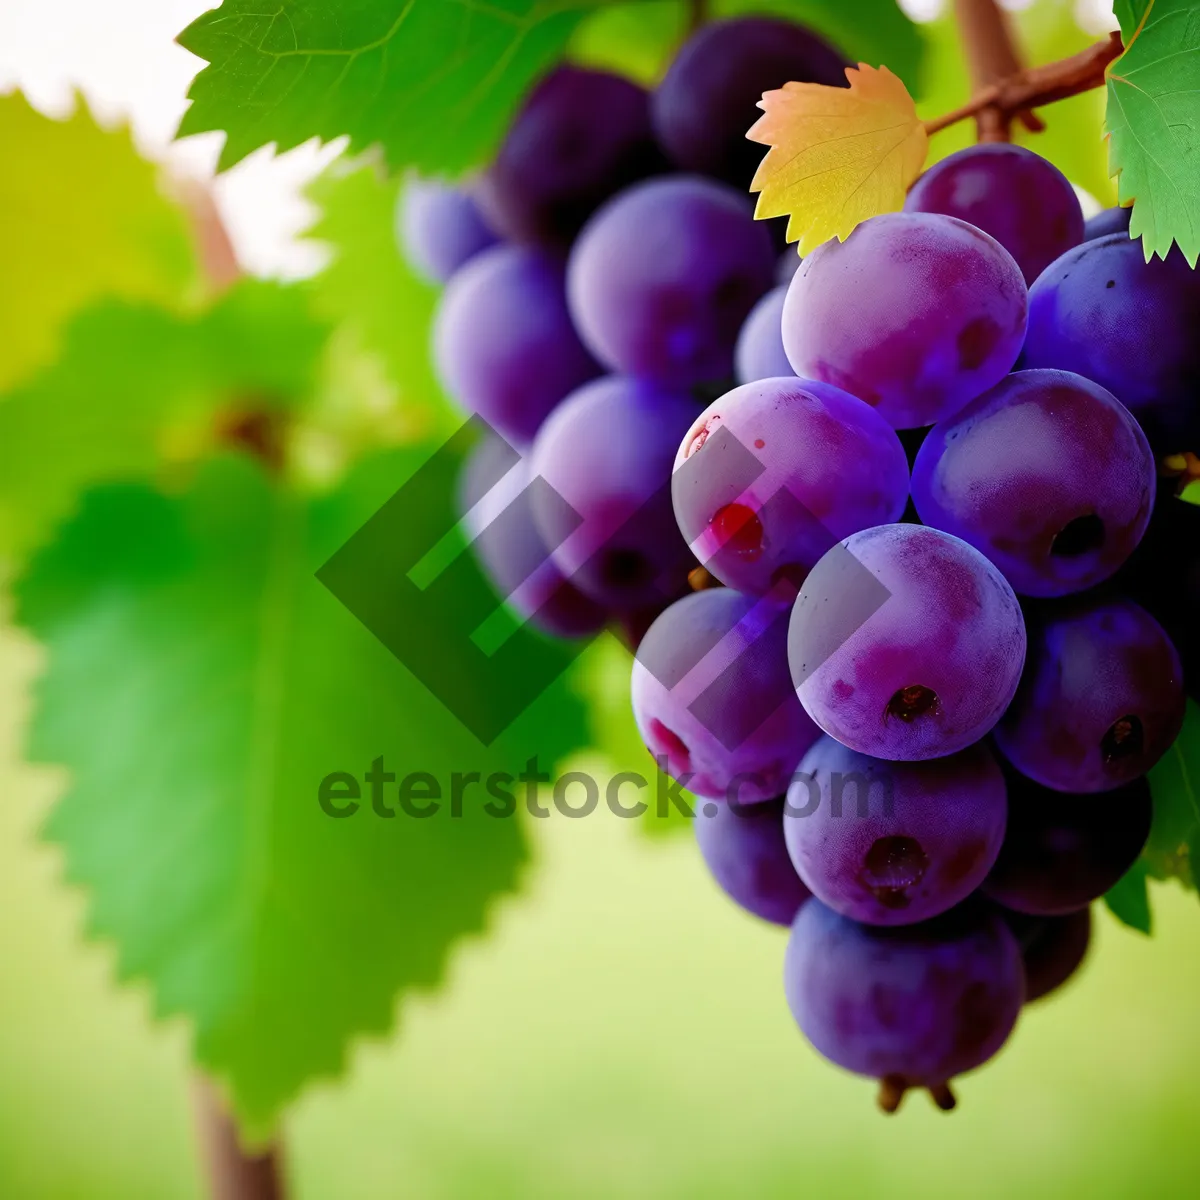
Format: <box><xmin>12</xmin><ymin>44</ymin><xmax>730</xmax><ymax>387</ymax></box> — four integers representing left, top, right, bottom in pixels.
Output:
<box><xmin>995</xmin><ymin>597</ymin><xmax>1184</xmax><ymax>792</ymax></box>
<box><xmin>568</xmin><ymin>176</ymin><xmax>776</xmax><ymax>386</ymax></box>
<box><xmin>1000</xmin><ymin>908</ymin><xmax>1092</xmax><ymax>1003</ymax></box>
<box><xmin>652</xmin><ymin>16</ymin><xmax>849</xmax><ymax>188</ymax></box>
<box><xmin>458</xmin><ymin>437</ymin><xmax>609</xmax><ymax>639</ymax></box>
<box><xmin>530</xmin><ymin>375</ymin><xmax>698</xmax><ymax>608</ymax></box>
<box><xmin>912</xmin><ymin>369</ymin><xmax>1156</xmax><ymax>597</ymax></box>
<box><xmin>397</xmin><ymin>175</ymin><xmax>498</xmax><ymax>284</ymax></box>
<box><xmin>904</xmin><ymin>144</ymin><xmax>1084</xmax><ymax>285</ymax></box>
<box><xmin>984</xmin><ymin>774</ymin><xmax>1152</xmax><ymax>915</ymax></box>
<box><xmin>1023</xmin><ymin>234</ymin><xmax>1200</xmax><ymax>454</ymax></box>
<box><xmin>790</xmin><ymin>525</ymin><xmax>1026</xmax><ymax>761</ymax></box>
<box><xmin>734</xmin><ymin>286</ymin><xmax>794</xmax><ymax>384</ymax></box>
<box><xmin>631</xmin><ymin>588</ymin><xmax>821</xmax><ymax>803</ymax></box>
<box><xmin>783</xmin><ymin>736</ymin><xmax>1007</xmax><ymax>926</ymax></box>
<box><xmin>781</xmin><ymin>212</ymin><xmax>1028</xmax><ymax>429</ymax></box>
<box><xmin>478</xmin><ymin>66</ymin><xmax>664</xmax><ymax>248</ymax></box>
<box><xmin>433</xmin><ymin>245</ymin><xmax>601</xmax><ymax>445</ymax></box>
<box><xmin>784</xmin><ymin>900</ymin><xmax>1024</xmax><ymax>1110</ymax></box>
<box><xmin>672</xmin><ymin>378</ymin><xmax>910</xmax><ymax>596</ymax></box>
<box><xmin>1083</xmin><ymin>206</ymin><xmax>1132</xmax><ymax>242</ymax></box>
<box><xmin>695</xmin><ymin>796</ymin><xmax>812</xmax><ymax>925</ymax></box>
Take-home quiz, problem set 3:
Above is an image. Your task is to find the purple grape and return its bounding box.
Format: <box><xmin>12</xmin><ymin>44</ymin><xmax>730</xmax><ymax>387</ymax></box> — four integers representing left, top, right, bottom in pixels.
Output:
<box><xmin>652</xmin><ymin>16</ymin><xmax>849</xmax><ymax>188</ymax></box>
<box><xmin>695</xmin><ymin>796</ymin><xmax>812</xmax><ymax>924</ymax></box>
<box><xmin>433</xmin><ymin>245</ymin><xmax>601</xmax><ymax>446</ymax></box>
<box><xmin>396</xmin><ymin>176</ymin><xmax>498</xmax><ymax>283</ymax></box>
<box><xmin>782</xmin><ymin>212</ymin><xmax>1028</xmax><ymax>429</ymax></box>
<box><xmin>790</xmin><ymin>525</ymin><xmax>1026</xmax><ymax>761</ymax></box>
<box><xmin>478</xmin><ymin>66</ymin><xmax>664</xmax><ymax>248</ymax></box>
<box><xmin>672</xmin><ymin>378</ymin><xmax>910</xmax><ymax>596</ymax></box>
<box><xmin>458</xmin><ymin>437</ymin><xmax>609</xmax><ymax>639</ymax></box>
<box><xmin>1083</xmin><ymin>206</ymin><xmax>1132</xmax><ymax>242</ymax></box>
<box><xmin>529</xmin><ymin>375</ymin><xmax>698</xmax><ymax>608</ymax></box>
<box><xmin>734</xmin><ymin>286</ymin><xmax>794</xmax><ymax>384</ymax></box>
<box><xmin>631</xmin><ymin>587</ymin><xmax>821</xmax><ymax>803</ymax></box>
<box><xmin>568</xmin><ymin>176</ymin><xmax>776</xmax><ymax>385</ymax></box>
<box><xmin>984</xmin><ymin>772</ymin><xmax>1152</xmax><ymax>915</ymax></box>
<box><xmin>995</xmin><ymin>597</ymin><xmax>1184</xmax><ymax>793</ymax></box>
<box><xmin>1023</xmin><ymin>234</ymin><xmax>1200</xmax><ymax>454</ymax></box>
<box><xmin>1000</xmin><ymin>908</ymin><xmax>1092</xmax><ymax>1003</ymax></box>
<box><xmin>912</xmin><ymin>369</ymin><xmax>1156</xmax><ymax>597</ymax></box>
<box><xmin>1117</xmin><ymin>492</ymin><xmax>1200</xmax><ymax>701</ymax></box>
<box><xmin>784</xmin><ymin>900</ymin><xmax>1024</xmax><ymax>1110</ymax></box>
<box><xmin>904</xmin><ymin>145</ymin><xmax>1084</xmax><ymax>285</ymax></box>
<box><xmin>783</xmin><ymin>736</ymin><xmax>1007</xmax><ymax>926</ymax></box>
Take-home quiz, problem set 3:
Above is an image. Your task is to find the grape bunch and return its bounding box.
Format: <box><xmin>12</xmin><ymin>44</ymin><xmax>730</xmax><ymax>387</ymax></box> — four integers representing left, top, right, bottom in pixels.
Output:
<box><xmin>398</xmin><ymin>15</ymin><xmax>1196</xmax><ymax>1113</ymax></box>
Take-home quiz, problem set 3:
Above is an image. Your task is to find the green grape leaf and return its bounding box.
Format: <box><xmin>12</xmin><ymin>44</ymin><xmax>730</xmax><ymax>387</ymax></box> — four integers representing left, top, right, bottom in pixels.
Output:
<box><xmin>1105</xmin><ymin>860</ymin><xmax>1153</xmax><ymax>934</ymax></box>
<box><xmin>0</xmin><ymin>92</ymin><xmax>199</xmax><ymax>393</ymax></box>
<box><xmin>13</xmin><ymin>448</ymin><xmax>588</xmax><ymax>1137</ymax></box>
<box><xmin>1106</xmin><ymin>0</ymin><xmax>1200</xmax><ymax>266</ymax></box>
<box><xmin>0</xmin><ymin>282</ymin><xmax>329</xmax><ymax>559</ymax></box>
<box><xmin>1144</xmin><ymin>698</ymin><xmax>1200</xmax><ymax>891</ymax></box>
<box><xmin>176</xmin><ymin>0</ymin><xmax>603</xmax><ymax>174</ymax></box>
<box><xmin>303</xmin><ymin>160</ymin><xmax>454</xmax><ymax>437</ymax></box>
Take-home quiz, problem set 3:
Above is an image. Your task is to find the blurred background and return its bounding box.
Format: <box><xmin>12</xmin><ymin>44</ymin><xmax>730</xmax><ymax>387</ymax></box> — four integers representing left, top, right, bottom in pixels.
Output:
<box><xmin>3</xmin><ymin>1</ymin><xmax>1200</xmax><ymax>1197</ymax></box>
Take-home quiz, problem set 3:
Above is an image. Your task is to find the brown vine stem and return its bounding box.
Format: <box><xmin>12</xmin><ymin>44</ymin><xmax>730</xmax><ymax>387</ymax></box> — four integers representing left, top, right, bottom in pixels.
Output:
<box><xmin>193</xmin><ymin>1081</ymin><xmax>286</xmax><ymax>1200</ymax></box>
<box><xmin>923</xmin><ymin>31</ymin><xmax>1123</xmax><ymax>140</ymax></box>
<box><xmin>685</xmin><ymin>0</ymin><xmax>708</xmax><ymax>36</ymax></box>
<box><xmin>952</xmin><ymin>0</ymin><xmax>1040</xmax><ymax>141</ymax></box>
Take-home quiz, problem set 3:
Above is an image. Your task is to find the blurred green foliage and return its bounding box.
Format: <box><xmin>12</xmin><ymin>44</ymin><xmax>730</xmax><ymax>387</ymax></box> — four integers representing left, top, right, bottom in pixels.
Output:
<box><xmin>0</xmin><ymin>92</ymin><xmax>200</xmax><ymax>392</ymax></box>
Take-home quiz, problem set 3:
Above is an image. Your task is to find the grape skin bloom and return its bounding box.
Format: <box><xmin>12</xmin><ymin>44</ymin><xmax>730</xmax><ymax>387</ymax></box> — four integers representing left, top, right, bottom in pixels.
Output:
<box><xmin>782</xmin><ymin>212</ymin><xmax>1028</xmax><ymax>429</ymax></box>
<box><xmin>789</xmin><ymin>525</ymin><xmax>1027</xmax><ymax>761</ymax></box>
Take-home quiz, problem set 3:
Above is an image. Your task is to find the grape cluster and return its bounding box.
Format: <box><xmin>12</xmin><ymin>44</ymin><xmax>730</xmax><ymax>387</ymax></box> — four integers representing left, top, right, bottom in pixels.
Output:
<box><xmin>399</xmin><ymin>16</ymin><xmax>1197</xmax><ymax>1113</ymax></box>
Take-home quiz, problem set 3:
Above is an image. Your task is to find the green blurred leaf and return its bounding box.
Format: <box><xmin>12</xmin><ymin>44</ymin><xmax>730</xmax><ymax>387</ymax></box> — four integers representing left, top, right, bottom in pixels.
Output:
<box><xmin>1145</xmin><ymin>699</ymin><xmax>1200</xmax><ymax>891</ymax></box>
<box><xmin>1106</xmin><ymin>0</ymin><xmax>1200</xmax><ymax>266</ymax></box>
<box><xmin>570</xmin><ymin>1</ymin><xmax>683</xmax><ymax>84</ymax></box>
<box><xmin>1105</xmin><ymin>860</ymin><xmax>1153</xmax><ymax>934</ymax></box>
<box><xmin>176</xmin><ymin>0</ymin><xmax>607</xmax><ymax>174</ymax></box>
<box><xmin>302</xmin><ymin>160</ymin><xmax>454</xmax><ymax>437</ymax></box>
<box><xmin>0</xmin><ymin>92</ymin><xmax>199</xmax><ymax>393</ymax></box>
<box><xmin>716</xmin><ymin>0</ymin><xmax>925</xmax><ymax>89</ymax></box>
<box><xmin>13</xmin><ymin>447</ymin><xmax>589</xmax><ymax>1137</ymax></box>
<box><xmin>0</xmin><ymin>282</ymin><xmax>329</xmax><ymax>559</ymax></box>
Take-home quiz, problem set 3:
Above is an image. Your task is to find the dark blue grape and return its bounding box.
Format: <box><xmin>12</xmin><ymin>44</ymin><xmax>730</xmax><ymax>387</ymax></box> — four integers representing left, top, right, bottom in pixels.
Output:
<box><xmin>984</xmin><ymin>773</ymin><xmax>1152</xmax><ymax>915</ymax></box>
<box><xmin>569</xmin><ymin>176</ymin><xmax>776</xmax><ymax>385</ymax></box>
<box><xmin>434</xmin><ymin>244</ymin><xmax>601</xmax><ymax>445</ymax></box>
<box><xmin>652</xmin><ymin>16</ymin><xmax>849</xmax><ymax>188</ymax></box>
<box><xmin>784</xmin><ymin>900</ymin><xmax>1024</xmax><ymax>1111</ymax></box>
<box><xmin>397</xmin><ymin>176</ymin><xmax>497</xmax><ymax>283</ymax></box>
<box><xmin>995</xmin><ymin>596</ymin><xmax>1184</xmax><ymax>793</ymax></box>
<box><xmin>479</xmin><ymin>66</ymin><xmax>664</xmax><ymax>248</ymax></box>
<box><xmin>695</xmin><ymin>797</ymin><xmax>812</xmax><ymax>925</ymax></box>
<box><xmin>1023</xmin><ymin>233</ymin><xmax>1200</xmax><ymax>454</ymax></box>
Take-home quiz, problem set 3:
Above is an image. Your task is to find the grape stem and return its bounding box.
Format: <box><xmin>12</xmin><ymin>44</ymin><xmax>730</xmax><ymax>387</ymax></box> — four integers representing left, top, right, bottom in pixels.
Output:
<box><xmin>193</xmin><ymin>1080</ymin><xmax>287</xmax><ymax>1200</ymax></box>
<box><xmin>685</xmin><ymin>0</ymin><xmax>708</xmax><ymax>35</ymax></box>
<box><xmin>950</xmin><ymin>0</ymin><xmax>1039</xmax><ymax>142</ymax></box>
<box><xmin>923</xmin><ymin>31</ymin><xmax>1124</xmax><ymax>141</ymax></box>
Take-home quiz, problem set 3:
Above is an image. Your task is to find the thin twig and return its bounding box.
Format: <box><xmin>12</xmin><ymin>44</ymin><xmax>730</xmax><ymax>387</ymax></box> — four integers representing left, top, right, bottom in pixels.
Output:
<box><xmin>193</xmin><ymin>1080</ymin><xmax>286</xmax><ymax>1200</ymax></box>
<box><xmin>685</xmin><ymin>0</ymin><xmax>708</xmax><ymax>36</ymax></box>
<box><xmin>923</xmin><ymin>32</ymin><xmax>1123</xmax><ymax>139</ymax></box>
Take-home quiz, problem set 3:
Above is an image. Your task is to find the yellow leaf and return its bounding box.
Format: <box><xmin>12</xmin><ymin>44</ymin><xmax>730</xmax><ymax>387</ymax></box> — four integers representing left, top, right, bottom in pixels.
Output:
<box><xmin>748</xmin><ymin>65</ymin><xmax>929</xmax><ymax>256</ymax></box>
